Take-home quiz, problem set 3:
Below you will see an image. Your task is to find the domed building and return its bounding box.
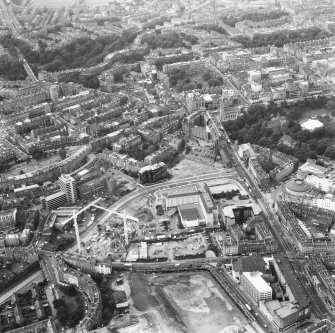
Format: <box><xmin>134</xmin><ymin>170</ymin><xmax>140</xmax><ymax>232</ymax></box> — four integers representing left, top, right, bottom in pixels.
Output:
<box><xmin>283</xmin><ymin>178</ymin><xmax>315</xmax><ymax>204</ymax></box>
<box><xmin>285</xmin><ymin>179</ymin><xmax>312</xmax><ymax>196</ymax></box>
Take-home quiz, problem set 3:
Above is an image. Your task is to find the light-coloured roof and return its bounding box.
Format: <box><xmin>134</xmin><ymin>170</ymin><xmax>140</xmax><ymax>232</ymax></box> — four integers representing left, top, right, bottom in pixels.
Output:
<box><xmin>242</xmin><ymin>272</ymin><xmax>272</xmax><ymax>294</ymax></box>
<box><xmin>301</xmin><ymin>119</ymin><xmax>324</xmax><ymax>131</ymax></box>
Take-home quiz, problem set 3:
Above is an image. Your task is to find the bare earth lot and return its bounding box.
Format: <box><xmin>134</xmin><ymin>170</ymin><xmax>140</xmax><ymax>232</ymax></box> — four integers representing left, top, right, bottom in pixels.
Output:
<box><xmin>143</xmin><ymin>272</ymin><xmax>248</xmax><ymax>333</ymax></box>
<box><xmin>171</xmin><ymin>158</ymin><xmax>219</xmax><ymax>179</ymax></box>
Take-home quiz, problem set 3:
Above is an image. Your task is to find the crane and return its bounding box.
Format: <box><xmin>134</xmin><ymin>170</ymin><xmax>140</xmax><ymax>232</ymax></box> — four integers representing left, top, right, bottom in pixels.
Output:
<box><xmin>91</xmin><ymin>204</ymin><xmax>139</xmax><ymax>246</ymax></box>
<box><xmin>65</xmin><ymin>197</ymin><xmax>138</xmax><ymax>253</ymax></box>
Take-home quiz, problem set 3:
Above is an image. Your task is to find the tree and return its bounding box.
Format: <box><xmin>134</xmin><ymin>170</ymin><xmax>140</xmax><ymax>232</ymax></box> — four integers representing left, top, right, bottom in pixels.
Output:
<box><xmin>53</xmin><ymin>299</ymin><xmax>66</xmax><ymax>309</ymax></box>
<box><xmin>324</xmin><ymin>146</ymin><xmax>335</xmax><ymax>160</ymax></box>
<box><xmin>59</xmin><ymin>149</ymin><xmax>67</xmax><ymax>160</ymax></box>
<box><xmin>120</xmin><ymin>96</ymin><xmax>128</xmax><ymax>106</ymax></box>
<box><xmin>56</xmin><ymin>305</ymin><xmax>68</xmax><ymax>325</ymax></box>
<box><xmin>203</xmin><ymin>71</ymin><xmax>211</xmax><ymax>81</ymax></box>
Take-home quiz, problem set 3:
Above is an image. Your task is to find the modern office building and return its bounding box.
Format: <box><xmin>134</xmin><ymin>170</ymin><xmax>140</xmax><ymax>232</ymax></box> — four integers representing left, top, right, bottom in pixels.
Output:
<box><xmin>59</xmin><ymin>174</ymin><xmax>78</xmax><ymax>204</ymax></box>
<box><xmin>241</xmin><ymin>271</ymin><xmax>272</xmax><ymax>303</ymax></box>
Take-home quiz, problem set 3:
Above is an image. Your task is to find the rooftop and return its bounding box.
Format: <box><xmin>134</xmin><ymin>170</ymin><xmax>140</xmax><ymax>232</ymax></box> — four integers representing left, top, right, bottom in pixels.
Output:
<box><xmin>286</xmin><ymin>179</ymin><xmax>312</xmax><ymax>193</ymax></box>
<box><xmin>301</xmin><ymin>119</ymin><xmax>324</xmax><ymax>131</ymax></box>
<box><xmin>242</xmin><ymin>271</ymin><xmax>272</xmax><ymax>293</ymax></box>
<box><xmin>273</xmin><ymin>254</ymin><xmax>310</xmax><ymax>308</ymax></box>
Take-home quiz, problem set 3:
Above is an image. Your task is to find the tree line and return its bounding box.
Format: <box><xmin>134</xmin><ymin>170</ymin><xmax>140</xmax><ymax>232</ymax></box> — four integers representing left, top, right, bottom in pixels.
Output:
<box><xmin>0</xmin><ymin>29</ymin><xmax>140</xmax><ymax>75</ymax></box>
<box><xmin>232</xmin><ymin>27</ymin><xmax>332</xmax><ymax>48</ymax></box>
<box><xmin>222</xmin><ymin>10</ymin><xmax>289</xmax><ymax>27</ymax></box>
<box><xmin>141</xmin><ymin>31</ymin><xmax>198</xmax><ymax>50</ymax></box>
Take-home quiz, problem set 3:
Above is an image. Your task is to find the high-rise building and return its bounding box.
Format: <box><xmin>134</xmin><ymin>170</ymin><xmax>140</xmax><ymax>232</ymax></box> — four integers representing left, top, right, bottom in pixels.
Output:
<box><xmin>59</xmin><ymin>174</ymin><xmax>77</xmax><ymax>204</ymax></box>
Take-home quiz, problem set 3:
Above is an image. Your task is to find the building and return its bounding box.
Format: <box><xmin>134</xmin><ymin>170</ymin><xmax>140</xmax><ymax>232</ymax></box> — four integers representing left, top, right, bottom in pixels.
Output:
<box><xmin>144</xmin><ymin>146</ymin><xmax>175</xmax><ymax>165</ymax></box>
<box><xmin>178</xmin><ymin>204</ymin><xmax>207</xmax><ymax>228</ymax></box>
<box><xmin>232</xmin><ymin>256</ymin><xmax>267</xmax><ymax>281</ymax></box>
<box><xmin>77</xmin><ymin>174</ymin><xmax>115</xmax><ymax>200</ymax></box>
<box><xmin>301</xmin><ymin>119</ymin><xmax>324</xmax><ymax>131</ymax></box>
<box><xmin>0</xmin><ymin>209</ymin><xmax>17</xmax><ymax>230</ymax></box>
<box><xmin>5</xmin><ymin>234</ymin><xmax>20</xmax><ymax>247</ymax></box>
<box><xmin>222</xmin><ymin>204</ymin><xmax>262</xmax><ymax>227</ymax></box>
<box><xmin>305</xmin><ymin>174</ymin><xmax>335</xmax><ymax>193</ymax></box>
<box><xmin>249</xmin><ymin>157</ymin><xmax>270</xmax><ymax>189</ymax></box>
<box><xmin>139</xmin><ymin>163</ymin><xmax>168</xmax><ymax>184</ymax></box>
<box><xmin>62</xmin><ymin>252</ymin><xmax>111</xmax><ymax>276</ymax></box>
<box><xmin>59</xmin><ymin>174</ymin><xmax>77</xmax><ymax>204</ymax></box>
<box><xmin>164</xmin><ymin>183</ymin><xmax>217</xmax><ymax>226</ymax></box>
<box><xmin>260</xmin><ymin>255</ymin><xmax>311</xmax><ymax>331</ymax></box>
<box><xmin>41</xmin><ymin>191</ymin><xmax>67</xmax><ymax>211</ymax></box>
<box><xmin>241</xmin><ymin>271</ymin><xmax>272</xmax><ymax>303</ymax></box>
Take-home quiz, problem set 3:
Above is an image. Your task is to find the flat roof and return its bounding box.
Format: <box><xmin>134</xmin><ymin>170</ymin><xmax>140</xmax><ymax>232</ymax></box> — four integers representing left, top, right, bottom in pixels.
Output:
<box><xmin>275</xmin><ymin>302</ymin><xmax>299</xmax><ymax>318</ymax></box>
<box><xmin>178</xmin><ymin>203</ymin><xmax>205</xmax><ymax>221</ymax></box>
<box><xmin>242</xmin><ymin>272</ymin><xmax>272</xmax><ymax>294</ymax></box>
<box><xmin>179</xmin><ymin>207</ymin><xmax>199</xmax><ymax>221</ymax></box>
<box><xmin>274</xmin><ymin>254</ymin><xmax>310</xmax><ymax>307</ymax></box>
<box><xmin>299</xmin><ymin>161</ymin><xmax>327</xmax><ymax>175</ymax></box>
<box><xmin>77</xmin><ymin>169</ymin><xmax>89</xmax><ymax>176</ymax></box>
<box><xmin>301</xmin><ymin>119</ymin><xmax>324</xmax><ymax>131</ymax></box>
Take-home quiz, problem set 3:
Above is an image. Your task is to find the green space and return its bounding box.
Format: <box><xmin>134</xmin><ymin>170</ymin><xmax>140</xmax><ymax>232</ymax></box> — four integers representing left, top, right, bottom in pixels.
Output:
<box><xmin>141</xmin><ymin>31</ymin><xmax>198</xmax><ymax>50</ymax></box>
<box><xmin>54</xmin><ymin>284</ymin><xmax>85</xmax><ymax>328</ymax></box>
<box><xmin>192</xmin><ymin>24</ymin><xmax>228</xmax><ymax>35</ymax></box>
<box><xmin>232</xmin><ymin>27</ymin><xmax>331</xmax><ymax>48</ymax></box>
<box><xmin>222</xmin><ymin>10</ymin><xmax>289</xmax><ymax>27</ymax></box>
<box><xmin>169</xmin><ymin>69</ymin><xmax>223</xmax><ymax>92</ymax></box>
<box><xmin>93</xmin><ymin>275</ymin><xmax>128</xmax><ymax>326</ymax></box>
<box><xmin>224</xmin><ymin>97</ymin><xmax>335</xmax><ymax>162</ymax></box>
<box><xmin>0</xmin><ymin>29</ymin><xmax>145</xmax><ymax>82</ymax></box>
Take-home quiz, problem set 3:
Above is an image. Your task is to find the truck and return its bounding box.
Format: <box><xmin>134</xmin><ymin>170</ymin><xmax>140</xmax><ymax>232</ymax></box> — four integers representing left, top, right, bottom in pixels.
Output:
<box><xmin>245</xmin><ymin>303</ymin><xmax>251</xmax><ymax>311</ymax></box>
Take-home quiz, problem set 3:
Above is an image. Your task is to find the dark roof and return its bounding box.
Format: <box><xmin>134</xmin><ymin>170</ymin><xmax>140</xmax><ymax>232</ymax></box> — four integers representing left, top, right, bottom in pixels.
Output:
<box><xmin>179</xmin><ymin>208</ymin><xmax>199</xmax><ymax>221</ymax></box>
<box><xmin>273</xmin><ymin>254</ymin><xmax>310</xmax><ymax>308</ymax></box>
<box><xmin>233</xmin><ymin>256</ymin><xmax>266</xmax><ymax>274</ymax></box>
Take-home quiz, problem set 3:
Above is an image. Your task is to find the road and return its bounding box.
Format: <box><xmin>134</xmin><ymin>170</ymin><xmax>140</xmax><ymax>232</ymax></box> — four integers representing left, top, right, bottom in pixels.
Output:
<box><xmin>217</xmin><ymin>128</ymin><xmax>329</xmax><ymax>319</ymax></box>
<box><xmin>0</xmin><ymin>0</ymin><xmax>21</xmax><ymax>36</ymax></box>
<box><xmin>22</xmin><ymin>58</ymin><xmax>38</xmax><ymax>82</ymax></box>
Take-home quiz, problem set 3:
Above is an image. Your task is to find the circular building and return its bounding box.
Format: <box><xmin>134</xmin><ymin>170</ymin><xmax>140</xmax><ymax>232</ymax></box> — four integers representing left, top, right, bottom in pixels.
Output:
<box><xmin>285</xmin><ymin>178</ymin><xmax>312</xmax><ymax>196</ymax></box>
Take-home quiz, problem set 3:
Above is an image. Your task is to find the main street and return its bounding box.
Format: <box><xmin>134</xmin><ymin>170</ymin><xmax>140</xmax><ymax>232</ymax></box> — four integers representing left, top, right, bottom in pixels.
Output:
<box><xmin>218</xmin><ymin>128</ymin><xmax>330</xmax><ymax>319</ymax></box>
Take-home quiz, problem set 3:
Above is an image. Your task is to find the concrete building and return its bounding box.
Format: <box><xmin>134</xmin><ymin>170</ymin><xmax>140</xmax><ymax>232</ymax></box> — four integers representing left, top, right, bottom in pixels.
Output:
<box><xmin>59</xmin><ymin>174</ymin><xmax>77</xmax><ymax>204</ymax></box>
<box><xmin>241</xmin><ymin>271</ymin><xmax>272</xmax><ymax>303</ymax></box>
<box><xmin>222</xmin><ymin>204</ymin><xmax>262</xmax><ymax>227</ymax></box>
<box><xmin>0</xmin><ymin>208</ymin><xmax>17</xmax><ymax>230</ymax></box>
<box><xmin>164</xmin><ymin>183</ymin><xmax>217</xmax><ymax>226</ymax></box>
<box><xmin>41</xmin><ymin>191</ymin><xmax>67</xmax><ymax>211</ymax></box>
<box><xmin>259</xmin><ymin>255</ymin><xmax>311</xmax><ymax>331</ymax></box>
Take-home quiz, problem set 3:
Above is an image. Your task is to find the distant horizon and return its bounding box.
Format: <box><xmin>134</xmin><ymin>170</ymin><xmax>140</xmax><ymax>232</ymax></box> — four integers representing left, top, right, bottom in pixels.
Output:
<box><xmin>30</xmin><ymin>0</ymin><xmax>113</xmax><ymax>8</ymax></box>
